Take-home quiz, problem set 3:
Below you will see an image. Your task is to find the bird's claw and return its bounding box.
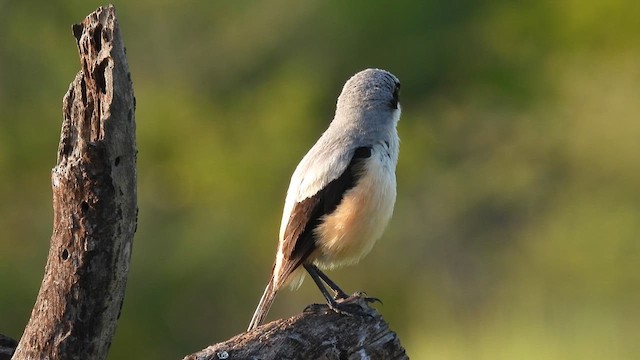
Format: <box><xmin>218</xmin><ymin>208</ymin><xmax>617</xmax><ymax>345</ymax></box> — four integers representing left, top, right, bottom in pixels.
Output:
<box><xmin>328</xmin><ymin>300</ymin><xmax>373</xmax><ymax>319</ymax></box>
<box><xmin>346</xmin><ymin>291</ymin><xmax>383</xmax><ymax>305</ymax></box>
<box><xmin>326</xmin><ymin>292</ymin><xmax>382</xmax><ymax>319</ymax></box>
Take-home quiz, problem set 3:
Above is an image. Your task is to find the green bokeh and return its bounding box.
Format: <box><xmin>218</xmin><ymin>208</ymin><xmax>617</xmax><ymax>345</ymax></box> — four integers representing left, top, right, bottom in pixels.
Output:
<box><xmin>1</xmin><ymin>1</ymin><xmax>639</xmax><ymax>359</ymax></box>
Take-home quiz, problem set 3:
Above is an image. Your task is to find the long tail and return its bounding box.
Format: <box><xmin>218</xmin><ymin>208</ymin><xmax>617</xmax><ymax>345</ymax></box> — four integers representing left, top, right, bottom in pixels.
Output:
<box><xmin>247</xmin><ymin>276</ymin><xmax>278</xmax><ymax>331</ymax></box>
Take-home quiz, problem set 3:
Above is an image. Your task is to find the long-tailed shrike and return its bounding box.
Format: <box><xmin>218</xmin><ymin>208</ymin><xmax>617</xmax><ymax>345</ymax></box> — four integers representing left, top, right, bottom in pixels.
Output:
<box><xmin>248</xmin><ymin>68</ymin><xmax>401</xmax><ymax>331</ymax></box>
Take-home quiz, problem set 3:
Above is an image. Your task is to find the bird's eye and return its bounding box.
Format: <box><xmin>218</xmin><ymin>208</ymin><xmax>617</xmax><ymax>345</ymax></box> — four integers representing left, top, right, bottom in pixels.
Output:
<box><xmin>390</xmin><ymin>84</ymin><xmax>400</xmax><ymax>109</ymax></box>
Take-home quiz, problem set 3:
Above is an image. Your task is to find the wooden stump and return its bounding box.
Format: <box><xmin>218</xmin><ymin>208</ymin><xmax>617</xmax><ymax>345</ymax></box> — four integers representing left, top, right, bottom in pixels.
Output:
<box><xmin>11</xmin><ymin>5</ymin><xmax>137</xmax><ymax>360</ymax></box>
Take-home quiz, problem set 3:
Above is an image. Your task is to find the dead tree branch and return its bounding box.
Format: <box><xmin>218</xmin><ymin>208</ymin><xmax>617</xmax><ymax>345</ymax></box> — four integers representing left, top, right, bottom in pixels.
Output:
<box><xmin>183</xmin><ymin>300</ymin><xmax>409</xmax><ymax>360</ymax></box>
<box><xmin>11</xmin><ymin>5</ymin><xmax>136</xmax><ymax>360</ymax></box>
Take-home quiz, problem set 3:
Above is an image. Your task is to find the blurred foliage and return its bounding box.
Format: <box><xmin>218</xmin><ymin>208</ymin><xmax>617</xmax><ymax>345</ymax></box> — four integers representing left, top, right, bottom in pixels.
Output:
<box><xmin>1</xmin><ymin>0</ymin><xmax>639</xmax><ymax>359</ymax></box>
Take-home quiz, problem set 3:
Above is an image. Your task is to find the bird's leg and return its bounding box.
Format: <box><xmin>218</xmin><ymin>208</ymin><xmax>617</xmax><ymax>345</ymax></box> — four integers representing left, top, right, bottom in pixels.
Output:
<box><xmin>303</xmin><ymin>264</ymin><xmax>379</xmax><ymax>318</ymax></box>
<box><xmin>305</xmin><ymin>263</ymin><xmax>349</xmax><ymax>299</ymax></box>
<box><xmin>313</xmin><ymin>269</ymin><xmax>381</xmax><ymax>303</ymax></box>
<box><xmin>304</xmin><ymin>263</ymin><xmax>343</xmax><ymax>307</ymax></box>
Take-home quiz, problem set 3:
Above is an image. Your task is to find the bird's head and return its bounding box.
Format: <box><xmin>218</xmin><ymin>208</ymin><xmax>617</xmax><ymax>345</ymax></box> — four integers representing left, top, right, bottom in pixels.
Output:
<box><xmin>337</xmin><ymin>68</ymin><xmax>400</xmax><ymax>112</ymax></box>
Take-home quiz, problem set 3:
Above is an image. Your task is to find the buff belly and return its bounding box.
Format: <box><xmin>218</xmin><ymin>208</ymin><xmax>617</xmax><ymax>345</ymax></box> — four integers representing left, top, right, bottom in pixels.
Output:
<box><xmin>282</xmin><ymin>146</ymin><xmax>397</xmax><ymax>289</ymax></box>
<box><xmin>313</xmin><ymin>149</ymin><xmax>396</xmax><ymax>269</ymax></box>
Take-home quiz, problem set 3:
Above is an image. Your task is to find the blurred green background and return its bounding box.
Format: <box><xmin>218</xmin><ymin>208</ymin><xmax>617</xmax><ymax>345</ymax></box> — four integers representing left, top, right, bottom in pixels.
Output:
<box><xmin>1</xmin><ymin>1</ymin><xmax>639</xmax><ymax>359</ymax></box>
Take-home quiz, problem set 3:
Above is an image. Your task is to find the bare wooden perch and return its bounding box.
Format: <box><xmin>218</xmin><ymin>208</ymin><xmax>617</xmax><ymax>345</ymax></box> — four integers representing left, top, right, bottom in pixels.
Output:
<box><xmin>11</xmin><ymin>5</ymin><xmax>136</xmax><ymax>360</ymax></box>
<box><xmin>183</xmin><ymin>299</ymin><xmax>408</xmax><ymax>360</ymax></box>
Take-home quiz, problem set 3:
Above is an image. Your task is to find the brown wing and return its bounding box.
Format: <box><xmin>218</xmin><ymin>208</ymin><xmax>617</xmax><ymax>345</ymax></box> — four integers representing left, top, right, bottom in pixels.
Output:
<box><xmin>276</xmin><ymin>147</ymin><xmax>372</xmax><ymax>285</ymax></box>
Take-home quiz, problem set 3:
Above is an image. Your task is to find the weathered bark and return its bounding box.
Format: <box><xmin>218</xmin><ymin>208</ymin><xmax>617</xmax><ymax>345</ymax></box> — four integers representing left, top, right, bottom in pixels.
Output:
<box><xmin>12</xmin><ymin>5</ymin><xmax>136</xmax><ymax>360</ymax></box>
<box><xmin>183</xmin><ymin>300</ymin><xmax>409</xmax><ymax>360</ymax></box>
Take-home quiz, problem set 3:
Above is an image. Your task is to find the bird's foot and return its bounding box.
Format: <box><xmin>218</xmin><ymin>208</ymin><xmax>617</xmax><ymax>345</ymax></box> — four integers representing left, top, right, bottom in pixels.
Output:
<box><xmin>333</xmin><ymin>289</ymin><xmax>350</xmax><ymax>300</ymax></box>
<box><xmin>333</xmin><ymin>290</ymin><xmax>381</xmax><ymax>303</ymax></box>
<box><xmin>326</xmin><ymin>292</ymin><xmax>381</xmax><ymax>318</ymax></box>
<box><xmin>347</xmin><ymin>291</ymin><xmax>383</xmax><ymax>305</ymax></box>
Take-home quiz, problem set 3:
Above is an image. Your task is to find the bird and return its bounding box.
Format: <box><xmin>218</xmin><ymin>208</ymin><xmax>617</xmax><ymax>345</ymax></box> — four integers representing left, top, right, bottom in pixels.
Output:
<box><xmin>247</xmin><ymin>68</ymin><xmax>401</xmax><ymax>331</ymax></box>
